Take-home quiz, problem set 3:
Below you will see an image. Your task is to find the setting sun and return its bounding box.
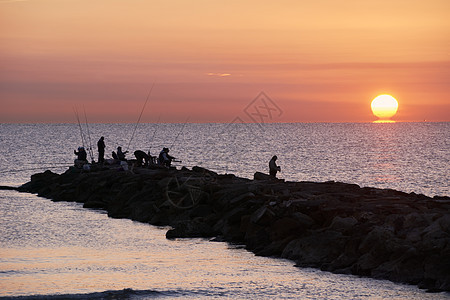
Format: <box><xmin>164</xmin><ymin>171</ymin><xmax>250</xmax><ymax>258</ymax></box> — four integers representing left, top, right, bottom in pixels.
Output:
<box><xmin>371</xmin><ymin>95</ymin><xmax>399</xmax><ymax>120</ymax></box>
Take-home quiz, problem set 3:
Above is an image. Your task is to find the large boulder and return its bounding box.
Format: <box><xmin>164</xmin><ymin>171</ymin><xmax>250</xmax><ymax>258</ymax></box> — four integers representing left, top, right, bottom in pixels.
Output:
<box><xmin>166</xmin><ymin>219</ymin><xmax>217</xmax><ymax>239</ymax></box>
<box><xmin>18</xmin><ymin>170</ymin><xmax>59</xmax><ymax>193</ymax></box>
<box><xmin>282</xmin><ymin>231</ymin><xmax>347</xmax><ymax>267</ymax></box>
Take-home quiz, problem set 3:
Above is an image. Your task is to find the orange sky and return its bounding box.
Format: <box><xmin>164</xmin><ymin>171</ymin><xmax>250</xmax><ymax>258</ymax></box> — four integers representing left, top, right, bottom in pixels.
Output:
<box><xmin>1</xmin><ymin>0</ymin><xmax>449</xmax><ymax>123</ymax></box>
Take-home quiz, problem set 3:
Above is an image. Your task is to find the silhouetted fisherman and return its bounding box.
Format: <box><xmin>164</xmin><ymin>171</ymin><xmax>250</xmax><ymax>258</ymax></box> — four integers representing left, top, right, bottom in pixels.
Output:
<box><xmin>117</xmin><ymin>146</ymin><xmax>128</xmax><ymax>161</ymax></box>
<box><xmin>134</xmin><ymin>150</ymin><xmax>152</xmax><ymax>166</ymax></box>
<box><xmin>97</xmin><ymin>136</ymin><xmax>105</xmax><ymax>164</ymax></box>
<box><xmin>269</xmin><ymin>155</ymin><xmax>281</xmax><ymax>178</ymax></box>
<box><xmin>74</xmin><ymin>147</ymin><xmax>88</xmax><ymax>168</ymax></box>
<box><xmin>159</xmin><ymin>147</ymin><xmax>176</xmax><ymax>167</ymax></box>
<box><xmin>74</xmin><ymin>147</ymin><xmax>87</xmax><ymax>161</ymax></box>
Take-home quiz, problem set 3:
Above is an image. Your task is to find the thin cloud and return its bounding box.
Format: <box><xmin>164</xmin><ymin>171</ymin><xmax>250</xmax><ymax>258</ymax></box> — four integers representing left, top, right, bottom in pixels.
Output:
<box><xmin>207</xmin><ymin>73</ymin><xmax>231</xmax><ymax>77</ymax></box>
<box><xmin>0</xmin><ymin>0</ymin><xmax>29</xmax><ymax>3</ymax></box>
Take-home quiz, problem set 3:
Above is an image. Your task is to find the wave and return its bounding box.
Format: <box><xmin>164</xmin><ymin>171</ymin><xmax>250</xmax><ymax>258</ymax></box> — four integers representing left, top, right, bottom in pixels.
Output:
<box><xmin>1</xmin><ymin>288</ymin><xmax>174</xmax><ymax>300</ymax></box>
<box><xmin>0</xmin><ymin>288</ymin><xmax>232</xmax><ymax>300</ymax></box>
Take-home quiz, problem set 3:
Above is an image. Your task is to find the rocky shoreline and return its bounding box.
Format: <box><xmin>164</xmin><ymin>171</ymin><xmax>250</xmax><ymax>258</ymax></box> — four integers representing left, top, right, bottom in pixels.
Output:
<box><xmin>15</xmin><ymin>164</ymin><xmax>450</xmax><ymax>292</ymax></box>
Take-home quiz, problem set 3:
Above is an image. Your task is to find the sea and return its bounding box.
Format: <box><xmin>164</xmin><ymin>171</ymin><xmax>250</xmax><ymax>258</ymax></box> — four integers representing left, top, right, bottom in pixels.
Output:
<box><xmin>0</xmin><ymin>122</ymin><xmax>449</xmax><ymax>299</ymax></box>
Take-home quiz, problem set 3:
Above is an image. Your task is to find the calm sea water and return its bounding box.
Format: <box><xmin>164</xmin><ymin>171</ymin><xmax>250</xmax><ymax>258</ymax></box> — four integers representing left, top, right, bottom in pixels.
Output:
<box><xmin>0</xmin><ymin>123</ymin><xmax>449</xmax><ymax>299</ymax></box>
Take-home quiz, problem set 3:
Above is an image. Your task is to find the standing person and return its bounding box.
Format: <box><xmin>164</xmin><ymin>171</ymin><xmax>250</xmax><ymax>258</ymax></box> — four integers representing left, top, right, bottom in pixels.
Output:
<box><xmin>269</xmin><ymin>155</ymin><xmax>281</xmax><ymax>178</ymax></box>
<box><xmin>97</xmin><ymin>136</ymin><xmax>105</xmax><ymax>164</ymax></box>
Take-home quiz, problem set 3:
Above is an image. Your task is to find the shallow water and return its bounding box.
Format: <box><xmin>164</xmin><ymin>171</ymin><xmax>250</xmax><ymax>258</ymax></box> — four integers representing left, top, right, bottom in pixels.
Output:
<box><xmin>1</xmin><ymin>191</ymin><xmax>448</xmax><ymax>299</ymax></box>
<box><xmin>0</xmin><ymin>123</ymin><xmax>449</xmax><ymax>298</ymax></box>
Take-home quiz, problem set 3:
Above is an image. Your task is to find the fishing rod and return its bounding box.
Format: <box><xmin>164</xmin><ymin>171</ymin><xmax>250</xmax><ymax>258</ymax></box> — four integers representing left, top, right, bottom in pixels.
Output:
<box><xmin>21</xmin><ymin>163</ymin><xmax>74</xmax><ymax>166</ymax></box>
<box><xmin>148</xmin><ymin>114</ymin><xmax>161</xmax><ymax>155</ymax></box>
<box><xmin>126</xmin><ymin>82</ymin><xmax>156</xmax><ymax>152</ymax></box>
<box><xmin>73</xmin><ymin>106</ymin><xmax>87</xmax><ymax>150</ymax></box>
<box><xmin>170</xmin><ymin>116</ymin><xmax>190</xmax><ymax>150</ymax></box>
<box><xmin>83</xmin><ymin>105</ymin><xmax>95</xmax><ymax>163</ymax></box>
<box><xmin>16</xmin><ymin>162</ymin><xmax>74</xmax><ymax>168</ymax></box>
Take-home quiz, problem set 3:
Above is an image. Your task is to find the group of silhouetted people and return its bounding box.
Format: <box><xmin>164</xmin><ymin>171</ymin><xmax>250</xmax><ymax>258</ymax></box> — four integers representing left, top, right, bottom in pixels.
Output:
<box><xmin>74</xmin><ymin>136</ymin><xmax>106</xmax><ymax>166</ymax></box>
<box><xmin>75</xmin><ymin>136</ymin><xmax>281</xmax><ymax>178</ymax></box>
<box><xmin>74</xmin><ymin>136</ymin><xmax>179</xmax><ymax>169</ymax></box>
<box><xmin>111</xmin><ymin>146</ymin><xmax>128</xmax><ymax>161</ymax></box>
<box><xmin>131</xmin><ymin>147</ymin><xmax>176</xmax><ymax>167</ymax></box>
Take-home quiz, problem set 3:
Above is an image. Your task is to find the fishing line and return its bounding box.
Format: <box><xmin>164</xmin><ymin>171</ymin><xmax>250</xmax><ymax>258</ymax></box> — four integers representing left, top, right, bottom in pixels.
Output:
<box><xmin>127</xmin><ymin>82</ymin><xmax>156</xmax><ymax>152</ymax></box>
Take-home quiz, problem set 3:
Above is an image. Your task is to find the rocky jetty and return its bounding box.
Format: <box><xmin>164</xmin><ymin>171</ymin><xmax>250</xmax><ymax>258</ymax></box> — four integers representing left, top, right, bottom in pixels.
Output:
<box><xmin>17</xmin><ymin>165</ymin><xmax>450</xmax><ymax>292</ymax></box>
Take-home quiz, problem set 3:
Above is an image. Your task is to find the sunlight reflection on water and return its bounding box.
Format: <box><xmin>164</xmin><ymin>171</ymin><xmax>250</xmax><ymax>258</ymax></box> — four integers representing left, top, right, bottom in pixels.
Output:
<box><xmin>0</xmin><ymin>123</ymin><xmax>449</xmax><ymax>298</ymax></box>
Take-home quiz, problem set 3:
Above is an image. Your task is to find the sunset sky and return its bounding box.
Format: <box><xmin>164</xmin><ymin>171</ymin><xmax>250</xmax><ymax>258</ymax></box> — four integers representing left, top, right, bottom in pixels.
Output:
<box><xmin>1</xmin><ymin>0</ymin><xmax>449</xmax><ymax>123</ymax></box>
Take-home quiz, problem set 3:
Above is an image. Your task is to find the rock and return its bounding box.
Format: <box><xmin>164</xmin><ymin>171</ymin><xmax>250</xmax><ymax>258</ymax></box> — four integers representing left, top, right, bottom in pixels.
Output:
<box><xmin>282</xmin><ymin>231</ymin><xmax>347</xmax><ymax>267</ymax></box>
<box><xmin>269</xmin><ymin>217</ymin><xmax>302</xmax><ymax>241</ymax></box>
<box><xmin>291</xmin><ymin>212</ymin><xmax>315</xmax><ymax>228</ymax></box>
<box><xmin>423</xmin><ymin>252</ymin><xmax>450</xmax><ymax>292</ymax></box>
<box><xmin>253</xmin><ymin>172</ymin><xmax>273</xmax><ymax>180</ymax></box>
<box><xmin>229</xmin><ymin>192</ymin><xmax>255</xmax><ymax>205</ymax></box>
<box><xmin>328</xmin><ymin>216</ymin><xmax>358</xmax><ymax>233</ymax></box>
<box><xmin>18</xmin><ymin>170</ymin><xmax>59</xmax><ymax>193</ymax></box>
<box><xmin>16</xmin><ymin>165</ymin><xmax>450</xmax><ymax>292</ymax></box>
<box><xmin>372</xmin><ymin>247</ymin><xmax>423</xmax><ymax>284</ymax></box>
<box><xmin>421</xmin><ymin>219</ymin><xmax>449</xmax><ymax>251</ymax></box>
<box><xmin>129</xmin><ymin>201</ymin><xmax>157</xmax><ymax>223</ymax></box>
<box><xmin>189</xmin><ymin>204</ymin><xmax>214</xmax><ymax>219</ymax></box>
<box><xmin>0</xmin><ymin>186</ymin><xmax>18</xmax><ymax>190</ymax></box>
<box><xmin>323</xmin><ymin>239</ymin><xmax>360</xmax><ymax>273</ymax></box>
<box><xmin>243</xmin><ymin>221</ymin><xmax>271</xmax><ymax>251</ymax></box>
<box><xmin>359</xmin><ymin>226</ymin><xmax>407</xmax><ymax>261</ymax></box>
<box><xmin>192</xmin><ymin>166</ymin><xmax>218</xmax><ymax>177</ymax></box>
<box><xmin>223</xmin><ymin>204</ymin><xmax>250</xmax><ymax>225</ymax></box>
<box><xmin>251</xmin><ymin>205</ymin><xmax>275</xmax><ymax>225</ymax></box>
<box><xmin>83</xmin><ymin>196</ymin><xmax>106</xmax><ymax>209</ymax></box>
<box><xmin>437</xmin><ymin>214</ymin><xmax>450</xmax><ymax>232</ymax></box>
<box><xmin>166</xmin><ymin>219</ymin><xmax>216</xmax><ymax>239</ymax></box>
<box><xmin>256</xmin><ymin>236</ymin><xmax>295</xmax><ymax>257</ymax></box>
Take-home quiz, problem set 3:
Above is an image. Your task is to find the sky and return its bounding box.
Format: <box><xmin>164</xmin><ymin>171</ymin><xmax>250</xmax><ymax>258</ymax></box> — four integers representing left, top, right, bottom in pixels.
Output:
<box><xmin>1</xmin><ymin>0</ymin><xmax>449</xmax><ymax>123</ymax></box>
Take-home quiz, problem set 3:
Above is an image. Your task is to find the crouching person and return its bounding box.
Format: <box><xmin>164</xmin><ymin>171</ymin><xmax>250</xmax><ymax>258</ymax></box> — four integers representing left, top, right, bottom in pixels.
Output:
<box><xmin>74</xmin><ymin>147</ymin><xmax>88</xmax><ymax>168</ymax></box>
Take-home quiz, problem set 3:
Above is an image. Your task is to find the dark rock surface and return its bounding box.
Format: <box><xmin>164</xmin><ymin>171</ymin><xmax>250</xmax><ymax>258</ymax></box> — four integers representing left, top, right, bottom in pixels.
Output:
<box><xmin>17</xmin><ymin>165</ymin><xmax>450</xmax><ymax>292</ymax></box>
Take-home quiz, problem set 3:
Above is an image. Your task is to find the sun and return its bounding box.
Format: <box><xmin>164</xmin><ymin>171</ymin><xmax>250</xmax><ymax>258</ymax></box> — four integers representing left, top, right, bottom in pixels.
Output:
<box><xmin>371</xmin><ymin>94</ymin><xmax>398</xmax><ymax>120</ymax></box>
